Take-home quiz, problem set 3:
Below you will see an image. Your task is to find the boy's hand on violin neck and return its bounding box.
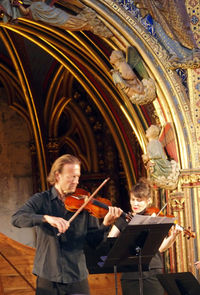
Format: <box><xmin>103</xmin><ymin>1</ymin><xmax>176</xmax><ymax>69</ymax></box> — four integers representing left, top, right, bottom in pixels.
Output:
<box><xmin>168</xmin><ymin>225</ymin><xmax>181</xmax><ymax>243</ymax></box>
<box><xmin>171</xmin><ymin>224</ymin><xmax>182</xmax><ymax>236</ymax></box>
<box><xmin>103</xmin><ymin>206</ymin><xmax>123</xmax><ymax>226</ymax></box>
<box><xmin>43</xmin><ymin>215</ymin><xmax>70</xmax><ymax>234</ymax></box>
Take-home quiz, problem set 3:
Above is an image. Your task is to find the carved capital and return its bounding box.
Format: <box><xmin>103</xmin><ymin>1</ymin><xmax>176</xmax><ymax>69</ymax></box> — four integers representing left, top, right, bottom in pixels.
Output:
<box><xmin>29</xmin><ymin>141</ymin><xmax>36</xmax><ymax>154</ymax></box>
<box><xmin>47</xmin><ymin>138</ymin><xmax>59</xmax><ymax>153</ymax></box>
<box><xmin>168</xmin><ymin>191</ymin><xmax>185</xmax><ymax>212</ymax></box>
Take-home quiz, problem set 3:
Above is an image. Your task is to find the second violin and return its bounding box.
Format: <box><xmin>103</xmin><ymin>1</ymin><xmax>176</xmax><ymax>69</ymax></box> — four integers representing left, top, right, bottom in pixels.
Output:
<box><xmin>144</xmin><ymin>206</ymin><xmax>196</xmax><ymax>240</ymax></box>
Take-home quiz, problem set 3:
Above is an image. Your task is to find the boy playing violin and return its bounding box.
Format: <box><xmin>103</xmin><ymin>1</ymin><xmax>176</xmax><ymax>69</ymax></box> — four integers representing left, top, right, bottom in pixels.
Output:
<box><xmin>108</xmin><ymin>178</ymin><xmax>181</xmax><ymax>295</ymax></box>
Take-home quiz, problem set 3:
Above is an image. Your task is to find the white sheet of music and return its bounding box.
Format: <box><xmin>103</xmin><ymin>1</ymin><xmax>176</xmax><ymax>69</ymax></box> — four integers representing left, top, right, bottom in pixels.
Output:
<box><xmin>128</xmin><ymin>214</ymin><xmax>176</xmax><ymax>225</ymax></box>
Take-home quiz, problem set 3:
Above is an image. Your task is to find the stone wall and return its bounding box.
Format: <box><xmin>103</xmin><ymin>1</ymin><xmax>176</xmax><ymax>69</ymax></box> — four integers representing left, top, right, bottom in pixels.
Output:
<box><xmin>0</xmin><ymin>88</ymin><xmax>35</xmax><ymax>247</ymax></box>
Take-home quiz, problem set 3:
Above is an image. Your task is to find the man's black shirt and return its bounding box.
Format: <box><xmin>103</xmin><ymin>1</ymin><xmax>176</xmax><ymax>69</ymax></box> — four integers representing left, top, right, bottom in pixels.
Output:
<box><xmin>12</xmin><ymin>187</ymin><xmax>109</xmax><ymax>283</ymax></box>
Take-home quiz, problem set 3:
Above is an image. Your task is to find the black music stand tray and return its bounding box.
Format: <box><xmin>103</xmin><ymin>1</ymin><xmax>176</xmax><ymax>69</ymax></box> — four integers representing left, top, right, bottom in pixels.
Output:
<box><xmin>85</xmin><ymin>215</ymin><xmax>175</xmax><ymax>295</ymax></box>
<box><xmin>156</xmin><ymin>272</ymin><xmax>200</xmax><ymax>295</ymax></box>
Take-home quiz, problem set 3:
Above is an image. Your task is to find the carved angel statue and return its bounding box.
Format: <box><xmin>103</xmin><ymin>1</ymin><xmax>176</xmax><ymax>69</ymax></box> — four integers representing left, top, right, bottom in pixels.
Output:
<box><xmin>142</xmin><ymin>124</ymin><xmax>179</xmax><ymax>190</ymax></box>
<box><xmin>109</xmin><ymin>49</ymin><xmax>156</xmax><ymax>105</ymax></box>
<box><xmin>0</xmin><ymin>0</ymin><xmax>112</xmax><ymax>38</ymax></box>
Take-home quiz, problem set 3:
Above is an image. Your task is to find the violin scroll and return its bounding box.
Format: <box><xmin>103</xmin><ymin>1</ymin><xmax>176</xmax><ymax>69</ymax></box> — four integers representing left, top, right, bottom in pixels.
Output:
<box><xmin>175</xmin><ymin>224</ymin><xmax>196</xmax><ymax>240</ymax></box>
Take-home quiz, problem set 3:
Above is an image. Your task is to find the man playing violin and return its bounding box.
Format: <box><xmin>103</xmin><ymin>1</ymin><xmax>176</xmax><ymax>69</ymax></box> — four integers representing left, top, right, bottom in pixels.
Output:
<box><xmin>108</xmin><ymin>178</ymin><xmax>181</xmax><ymax>295</ymax></box>
<box><xmin>12</xmin><ymin>154</ymin><xmax>123</xmax><ymax>295</ymax></box>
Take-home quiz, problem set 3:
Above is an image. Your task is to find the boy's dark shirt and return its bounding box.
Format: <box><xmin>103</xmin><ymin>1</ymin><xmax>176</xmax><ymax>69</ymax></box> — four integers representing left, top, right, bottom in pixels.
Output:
<box><xmin>114</xmin><ymin>215</ymin><xmax>163</xmax><ymax>280</ymax></box>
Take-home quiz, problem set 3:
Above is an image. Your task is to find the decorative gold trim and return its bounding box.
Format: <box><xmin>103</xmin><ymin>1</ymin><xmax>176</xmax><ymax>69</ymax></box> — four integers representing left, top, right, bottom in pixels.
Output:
<box><xmin>0</xmin><ymin>28</ymin><xmax>47</xmax><ymax>190</ymax></box>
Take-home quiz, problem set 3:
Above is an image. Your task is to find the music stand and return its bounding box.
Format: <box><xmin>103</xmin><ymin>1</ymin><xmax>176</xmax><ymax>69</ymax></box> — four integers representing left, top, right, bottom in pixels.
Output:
<box><xmin>85</xmin><ymin>215</ymin><xmax>175</xmax><ymax>295</ymax></box>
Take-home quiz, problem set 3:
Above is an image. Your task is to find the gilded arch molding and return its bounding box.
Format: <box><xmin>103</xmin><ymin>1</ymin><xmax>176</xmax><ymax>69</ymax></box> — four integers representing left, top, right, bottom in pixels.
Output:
<box><xmin>0</xmin><ymin>19</ymin><xmax>138</xmax><ymax>188</ymax></box>
<box><xmin>0</xmin><ymin>28</ymin><xmax>48</xmax><ymax>189</ymax></box>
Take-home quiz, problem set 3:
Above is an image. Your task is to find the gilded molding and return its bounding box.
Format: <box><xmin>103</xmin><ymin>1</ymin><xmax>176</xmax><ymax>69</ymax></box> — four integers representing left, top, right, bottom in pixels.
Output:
<box><xmin>0</xmin><ymin>28</ymin><xmax>48</xmax><ymax>190</ymax></box>
<box><xmin>179</xmin><ymin>169</ymin><xmax>200</xmax><ymax>187</ymax></box>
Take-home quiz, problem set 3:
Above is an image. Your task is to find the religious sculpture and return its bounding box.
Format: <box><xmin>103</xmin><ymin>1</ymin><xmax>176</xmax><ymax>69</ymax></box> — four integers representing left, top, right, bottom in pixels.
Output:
<box><xmin>109</xmin><ymin>49</ymin><xmax>156</xmax><ymax>105</ymax></box>
<box><xmin>0</xmin><ymin>0</ymin><xmax>113</xmax><ymax>38</ymax></box>
<box><xmin>134</xmin><ymin>0</ymin><xmax>200</xmax><ymax>69</ymax></box>
<box><xmin>142</xmin><ymin>125</ymin><xmax>179</xmax><ymax>190</ymax></box>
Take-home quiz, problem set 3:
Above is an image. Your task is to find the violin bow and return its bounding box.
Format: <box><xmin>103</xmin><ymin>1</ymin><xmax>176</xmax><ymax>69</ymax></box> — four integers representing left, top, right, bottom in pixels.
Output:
<box><xmin>156</xmin><ymin>203</ymin><xmax>167</xmax><ymax>216</ymax></box>
<box><xmin>68</xmin><ymin>177</ymin><xmax>110</xmax><ymax>224</ymax></box>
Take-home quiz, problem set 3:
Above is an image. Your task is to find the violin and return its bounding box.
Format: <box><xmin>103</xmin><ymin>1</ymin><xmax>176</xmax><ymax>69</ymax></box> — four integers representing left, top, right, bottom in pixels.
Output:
<box><xmin>57</xmin><ymin>178</ymin><xmax>131</xmax><ymax>237</ymax></box>
<box><xmin>65</xmin><ymin>188</ymin><xmax>112</xmax><ymax>218</ymax></box>
<box><xmin>64</xmin><ymin>188</ymin><xmax>131</xmax><ymax>221</ymax></box>
<box><xmin>144</xmin><ymin>206</ymin><xmax>174</xmax><ymax>218</ymax></box>
<box><xmin>144</xmin><ymin>206</ymin><xmax>196</xmax><ymax>239</ymax></box>
<box><xmin>57</xmin><ymin>178</ymin><xmax>111</xmax><ymax>236</ymax></box>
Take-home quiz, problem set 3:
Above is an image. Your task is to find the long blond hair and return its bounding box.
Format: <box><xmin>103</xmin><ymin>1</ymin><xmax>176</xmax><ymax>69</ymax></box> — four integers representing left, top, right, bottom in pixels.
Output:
<box><xmin>47</xmin><ymin>154</ymin><xmax>81</xmax><ymax>185</ymax></box>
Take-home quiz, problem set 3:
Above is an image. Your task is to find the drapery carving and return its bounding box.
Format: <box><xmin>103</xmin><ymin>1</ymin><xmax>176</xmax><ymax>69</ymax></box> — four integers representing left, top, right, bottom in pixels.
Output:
<box><xmin>110</xmin><ymin>50</ymin><xmax>156</xmax><ymax>105</ymax></box>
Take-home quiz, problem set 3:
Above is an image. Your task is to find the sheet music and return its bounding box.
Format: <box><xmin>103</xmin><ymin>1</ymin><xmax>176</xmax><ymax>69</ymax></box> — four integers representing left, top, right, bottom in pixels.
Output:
<box><xmin>129</xmin><ymin>214</ymin><xmax>176</xmax><ymax>225</ymax></box>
